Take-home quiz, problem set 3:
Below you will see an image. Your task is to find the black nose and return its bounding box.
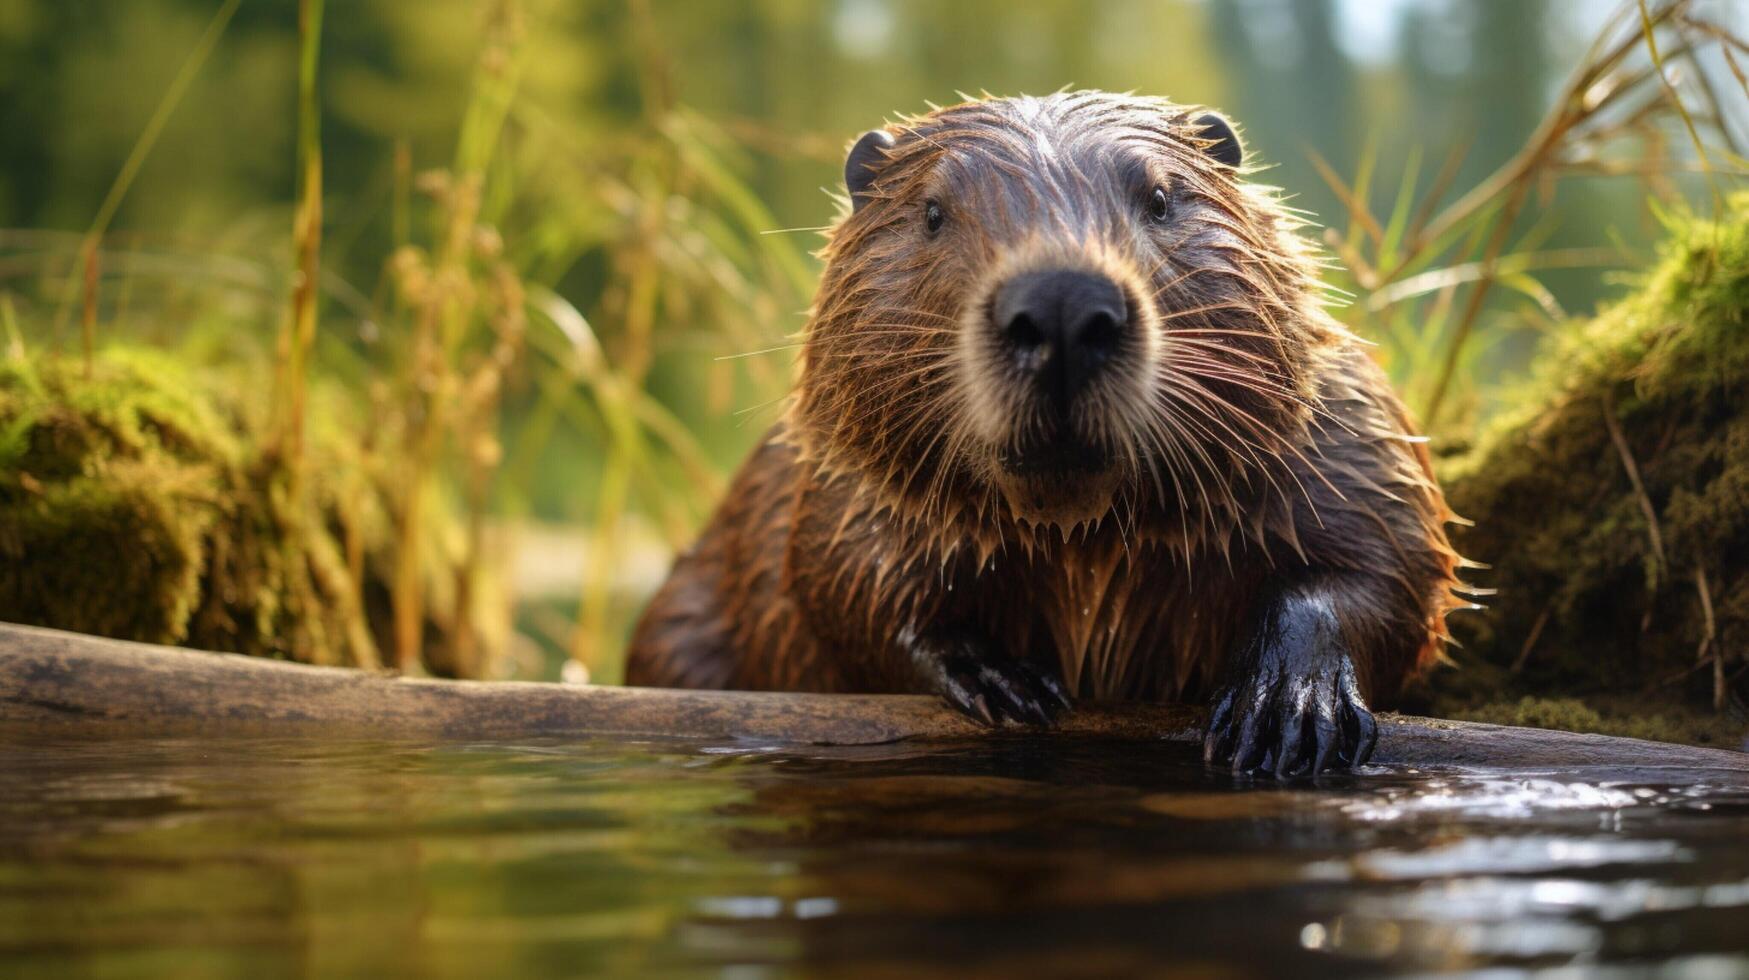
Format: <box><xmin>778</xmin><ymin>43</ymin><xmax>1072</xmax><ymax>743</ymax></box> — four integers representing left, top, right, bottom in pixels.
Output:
<box><xmin>992</xmin><ymin>269</ymin><xmax>1128</xmax><ymax>408</ymax></box>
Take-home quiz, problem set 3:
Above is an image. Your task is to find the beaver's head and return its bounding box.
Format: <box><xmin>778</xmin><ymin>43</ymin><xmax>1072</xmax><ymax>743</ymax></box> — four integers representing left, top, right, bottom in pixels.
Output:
<box><xmin>794</xmin><ymin>92</ymin><xmax>1334</xmax><ymax>537</ymax></box>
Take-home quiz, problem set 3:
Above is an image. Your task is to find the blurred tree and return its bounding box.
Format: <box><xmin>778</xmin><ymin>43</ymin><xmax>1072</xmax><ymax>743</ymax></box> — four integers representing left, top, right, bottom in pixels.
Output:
<box><xmin>1209</xmin><ymin>0</ymin><xmax>1356</xmax><ymax>183</ymax></box>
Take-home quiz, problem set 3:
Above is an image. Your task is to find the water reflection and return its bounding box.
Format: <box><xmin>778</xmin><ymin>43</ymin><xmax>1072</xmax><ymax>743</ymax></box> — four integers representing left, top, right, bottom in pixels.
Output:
<box><xmin>0</xmin><ymin>733</ymin><xmax>1745</xmax><ymax>977</ymax></box>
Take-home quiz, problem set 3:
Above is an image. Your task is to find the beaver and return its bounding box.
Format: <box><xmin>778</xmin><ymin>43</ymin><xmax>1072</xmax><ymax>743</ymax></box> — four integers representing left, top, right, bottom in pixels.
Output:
<box><xmin>626</xmin><ymin>92</ymin><xmax>1465</xmax><ymax>776</ymax></box>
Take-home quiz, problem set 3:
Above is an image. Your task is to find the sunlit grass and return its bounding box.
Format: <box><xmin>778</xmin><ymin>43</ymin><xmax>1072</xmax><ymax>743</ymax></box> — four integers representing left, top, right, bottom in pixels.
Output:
<box><xmin>1317</xmin><ymin>0</ymin><xmax>1749</xmax><ymax>434</ymax></box>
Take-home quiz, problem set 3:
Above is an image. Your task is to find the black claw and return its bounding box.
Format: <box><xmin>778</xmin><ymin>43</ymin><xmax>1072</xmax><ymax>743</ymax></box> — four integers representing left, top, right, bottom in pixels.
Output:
<box><xmin>1274</xmin><ymin>715</ymin><xmax>1307</xmax><ymax>780</ymax></box>
<box><xmin>1036</xmin><ymin>670</ymin><xmax>1073</xmax><ymax>713</ymax></box>
<box><xmin>966</xmin><ymin>692</ymin><xmax>995</xmax><ymax>726</ymax></box>
<box><xmin>1034</xmin><ymin>692</ymin><xmax>1062</xmax><ymax>725</ymax></box>
<box><xmin>1311</xmin><ymin>710</ymin><xmax>1339</xmax><ymax>775</ymax></box>
<box><xmin>1240</xmin><ymin>668</ymin><xmax>1284</xmax><ymax>774</ymax></box>
<box><xmin>1032</xmin><ymin>701</ymin><xmax>1057</xmax><ymax>727</ymax></box>
<box><xmin>1232</xmin><ymin>702</ymin><xmax>1270</xmax><ymax>773</ymax></box>
<box><xmin>1351</xmin><ymin>706</ymin><xmax>1379</xmax><ymax>767</ymax></box>
<box><xmin>1208</xmin><ymin>687</ymin><xmax>1236</xmax><ymax>733</ymax></box>
<box><xmin>1016</xmin><ymin>663</ymin><xmax>1070</xmax><ymax>726</ymax></box>
<box><xmin>1204</xmin><ymin>728</ymin><xmax>1233</xmax><ymax>768</ymax></box>
<box><xmin>932</xmin><ymin>648</ymin><xmax>1071</xmax><ymax>728</ymax></box>
<box><xmin>1202</xmin><ymin>688</ymin><xmax>1238</xmax><ymax>765</ymax></box>
<box><xmin>1338</xmin><ymin>667</ymin><xmax>1378</xmax><ymax>767</ymax></box>
<box><xmin>1278</xmin><ymin>683</ymin><xmax>1319</xmax><ymax>778</ymax></box>
<box><xmin>986</xmin><ymin>668</ymin><xmax>1050</xmax><ymax>726</ymax></box>
<box><xmin>944</xmin><ymin>674</ymin><xmax>997</xmax><ymax>726</ymax></box>
<box><xmin>979</xmin><ymin>667</ymin><xmax>1022</xmax><ymax>717</ymax></box>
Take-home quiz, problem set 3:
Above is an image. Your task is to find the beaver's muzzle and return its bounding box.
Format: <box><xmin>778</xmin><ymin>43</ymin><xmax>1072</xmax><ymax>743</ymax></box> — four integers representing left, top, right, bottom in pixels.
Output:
<box><xmin>991</xmin><ymin>268</ymin><xmax>1128</xmax><ymax>412</ymax></box>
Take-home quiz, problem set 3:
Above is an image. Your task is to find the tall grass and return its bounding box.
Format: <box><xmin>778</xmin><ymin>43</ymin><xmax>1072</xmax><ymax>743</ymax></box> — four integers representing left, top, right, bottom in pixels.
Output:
<box><xmin>356</xmin><ymin>0</ymin><xmax>810</xmax><ymax>678</ymax></box>
<box><xmin>48</xmin><ymin>0</ymin><xmax>243</xmax><ymax>375</ymax></box>
<box><xmin>1317</xmin><ymin>0</ymin><xmax>1749</xmax><ymax>433</ymax></box>
<box><xmin>272</xmin><ymin>0</ymin><xmax>324</xmax><ymax>500</ymax></box>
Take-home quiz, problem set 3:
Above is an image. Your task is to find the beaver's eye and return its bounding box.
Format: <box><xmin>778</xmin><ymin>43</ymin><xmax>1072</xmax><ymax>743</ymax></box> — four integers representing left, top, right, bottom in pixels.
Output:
<box><xmin>923</xmin><ymin>200</ymin><xmax>945</xmax><ymax>234</ymax></box>
<box><xmin>1147</xmin><ymin>186</ymin><xmax>1171</xmax><ymax>223</ymax></box>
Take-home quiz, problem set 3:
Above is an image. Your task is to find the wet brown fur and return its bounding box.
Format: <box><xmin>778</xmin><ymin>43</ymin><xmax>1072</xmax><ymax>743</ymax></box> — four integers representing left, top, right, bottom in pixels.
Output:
<box><xmin>627</xmin><ymin>92</ymin><xmax>1465</xmax><ymax>705</ymax></box>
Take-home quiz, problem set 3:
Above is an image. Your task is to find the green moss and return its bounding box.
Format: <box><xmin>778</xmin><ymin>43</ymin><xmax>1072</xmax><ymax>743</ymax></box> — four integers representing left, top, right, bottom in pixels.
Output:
<box><xmin>1438</xmin><ymin>196</ymin><xmax>1749</xmax><ymax>738</ymax></box>
<box><xmin>0</xmin><ymin>460</ymin><xmax>216</xmax><ymax>644</ymax></box>
<box><xmin>0</xmin><ymin>348</ymin><xmax>490</xmax><ymax>674</ymax></box>
<box><xmin>0</xmin><ymin>351</ymin><xmax>230</xmax><ymax>645</ymax></box>
<box><xmin>1441</xmin><ymin>696</ymin><xmax>1746</xmax><ymax>749</ymax></box>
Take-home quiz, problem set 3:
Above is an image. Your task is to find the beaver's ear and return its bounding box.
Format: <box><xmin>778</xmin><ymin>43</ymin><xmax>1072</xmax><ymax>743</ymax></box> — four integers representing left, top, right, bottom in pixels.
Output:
<box><xmin>845</xmin><ymin>129</ymin><xmax>897</xmax><ymax>212</ymax></box>
<box><xmin>1192</xmin><ymin>112</ymin><xmax>1243</xmax><ymax>169</ymax></box>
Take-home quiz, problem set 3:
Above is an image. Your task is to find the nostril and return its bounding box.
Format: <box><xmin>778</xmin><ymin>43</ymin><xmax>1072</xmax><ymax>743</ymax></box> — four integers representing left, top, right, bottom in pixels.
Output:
<box><xmin>1005</xmin><ymin>311</ymin><xmax>1044</xmax><ymax>351</ymax></box>
<box><xmin>1076</xmin><ymin>309</ymin><xmax>1123</xmax><ymax>362</ymax></box>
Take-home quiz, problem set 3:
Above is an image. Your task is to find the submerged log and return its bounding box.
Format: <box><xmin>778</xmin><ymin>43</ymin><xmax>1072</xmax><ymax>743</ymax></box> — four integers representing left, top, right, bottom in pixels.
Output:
<box><xmin>2</xmin><ymin>622</ymin><xmax>1745</xmax><ymax>780</ymax></box>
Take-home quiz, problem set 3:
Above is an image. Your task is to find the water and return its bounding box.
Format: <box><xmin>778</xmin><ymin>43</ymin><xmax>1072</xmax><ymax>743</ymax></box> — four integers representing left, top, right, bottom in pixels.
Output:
<box><xmin>2</xmin><ymin>734</ymin><xmax>1747</xmax><ymax>978</ymax></box>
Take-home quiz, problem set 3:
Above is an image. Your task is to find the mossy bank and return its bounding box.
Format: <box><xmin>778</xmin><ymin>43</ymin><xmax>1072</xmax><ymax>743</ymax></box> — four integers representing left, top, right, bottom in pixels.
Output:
<box><xmin>0</xmin><ymin>347</ymin><xmax>497</xmax><ymax>676</ymax></box>
<box><xmin>1432</xmin><ymin>199</ymin><xmax>1749</xmax><ymax>747</ymax></box>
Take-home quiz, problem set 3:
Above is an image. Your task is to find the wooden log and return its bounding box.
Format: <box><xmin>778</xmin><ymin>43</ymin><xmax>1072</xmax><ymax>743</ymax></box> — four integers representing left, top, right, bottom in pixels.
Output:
<box><xmin>2</xmin><ymin>622</ymin><xmax>1745</xmax><ymax>781</ymax></box>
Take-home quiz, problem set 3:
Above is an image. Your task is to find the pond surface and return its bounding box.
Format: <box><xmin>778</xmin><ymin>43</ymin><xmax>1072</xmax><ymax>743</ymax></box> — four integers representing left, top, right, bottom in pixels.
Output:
<box><xmin>1</xmin><ymin>734</ymin><xmax>1747</xmax><ymax>978</ymax></box>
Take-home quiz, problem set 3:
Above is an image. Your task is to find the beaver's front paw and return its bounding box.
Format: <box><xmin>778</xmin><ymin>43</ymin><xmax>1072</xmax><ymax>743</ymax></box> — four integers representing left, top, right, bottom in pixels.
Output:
<box><xmin>1202</xmin><ymin>653</ymin><xmax>1377</xmax><ymax>777</ymax></box>
<box><xmin>1201</xmin><ymin>591</ymin><xmax>1378</xmax><ymax>777</ymax></box>
<box><xmin>926</xmin><ymin>644</ymin><xmax>1072</xmax><ymax>728</ymax></box>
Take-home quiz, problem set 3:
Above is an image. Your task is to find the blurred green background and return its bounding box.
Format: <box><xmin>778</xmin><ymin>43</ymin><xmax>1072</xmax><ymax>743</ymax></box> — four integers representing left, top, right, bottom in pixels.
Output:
<box><xmin>0</xmin><ymin>0</ymin><xmax>1739</xmax><ymax>680</ymax></box>
<box><xmin>0</xmin><ymin>2</ymin><xmax>1713</xmax><ymax>232</ymax></box>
